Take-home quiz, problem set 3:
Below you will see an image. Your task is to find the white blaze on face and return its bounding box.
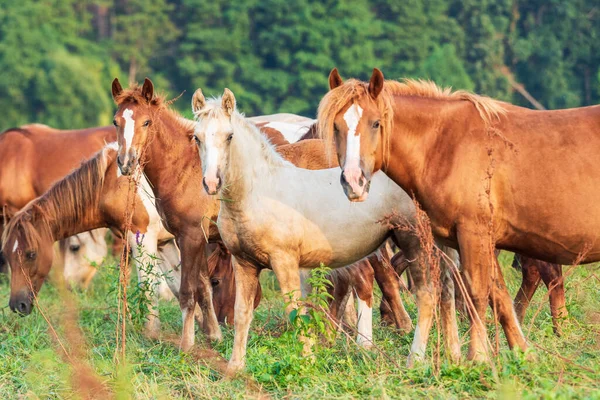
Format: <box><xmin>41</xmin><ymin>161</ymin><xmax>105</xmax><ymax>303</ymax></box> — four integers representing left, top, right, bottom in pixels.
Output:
<box><xmin>342</xmin><ymin>104</ymin><xmax>364</xmax><ymax>195</ymax></box>
<box><xmin>12</xmin><ymin>240</ymin><xmax>18</xmax><ymax>253</ymax></box>
<box><xmin>122</xmin><ymin>108</ymin><xmax>135</xmax><ymax>164</ymax></box>
<box><xmin>202</xmin><ymin>119</ymin><xmax>221</xmax><ymax>193</ymax></box>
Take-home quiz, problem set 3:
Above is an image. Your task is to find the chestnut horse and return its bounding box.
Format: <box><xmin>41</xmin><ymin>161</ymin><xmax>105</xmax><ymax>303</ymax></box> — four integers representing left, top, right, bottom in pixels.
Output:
<box><xmin>318</xmin><ymin>68</ymin><xmax>600</xmax><ymax>361</ymax></box>
<box><xmin>191</xmin><ymin>88</ymin><xmax>463</xmax><ymax>374</ymax></box>
<box><xmin>0</xmin><ymin>124</ymin><xmax>116</xmax><ymax>273</ymax></box>
<box><xmin>1</xmin><ymin>144</ymin><xmax>262</xmax><ymax>330</ymax></box>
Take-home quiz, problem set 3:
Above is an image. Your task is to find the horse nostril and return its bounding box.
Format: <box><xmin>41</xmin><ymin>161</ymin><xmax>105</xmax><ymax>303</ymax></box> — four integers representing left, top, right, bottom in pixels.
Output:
<box><xmin>359</xmin><ymin>175</ymin><xmax>365</xmax><ymax>187</ymax></box>
<box><xmin>18</xmin><ymin>301</ymin><xmax>29</xmax><ymax>314</ymax></box>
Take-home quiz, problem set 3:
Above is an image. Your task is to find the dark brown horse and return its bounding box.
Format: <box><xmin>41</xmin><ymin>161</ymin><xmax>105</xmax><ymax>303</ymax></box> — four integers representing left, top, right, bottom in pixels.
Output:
<box><xmin>0</xmin><ymin>124</ymin><xmax>115</xmax><ymax>273</ymax></box>
<box><xmin>319</xmin><ymin>68</ymin><xmax>600</xmax><ymax>361</ymax></box>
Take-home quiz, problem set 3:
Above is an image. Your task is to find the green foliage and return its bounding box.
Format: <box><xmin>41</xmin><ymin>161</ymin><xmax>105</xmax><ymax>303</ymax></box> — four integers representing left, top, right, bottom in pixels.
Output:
<box><xmin>0</xmin><ymin>0</ymin><xmax>598</xmax><ymax>126</ymax></box>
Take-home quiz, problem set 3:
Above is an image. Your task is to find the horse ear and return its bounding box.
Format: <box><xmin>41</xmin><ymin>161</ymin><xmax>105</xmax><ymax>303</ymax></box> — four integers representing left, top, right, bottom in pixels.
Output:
<box><xmin>222</xmin><ymin>88</ymin><xmax>236</xmax><ymax>117</ymax></box>
<box><xmin>191</xmin><ymin>89</ymin><xmax>206</xmax><ymax>114</ymax></box>
<box><xmin>112</xmin><ymin>78</ymin><xmax>123</xmax><ymax>100</ymax></box>
<box><xmin>141</xmin><ymin>78</ymin><xmax>154</xmax><ymax>103</ymax></box>
<box><xmin>368</xmin><ymin>68</ymin><xmax>384</xmax><ymax>99</ymax></box>
<box><xmin>328</xmin><ymin>68</ymin><xmax>344</xmax><ymax>90</ymax></box>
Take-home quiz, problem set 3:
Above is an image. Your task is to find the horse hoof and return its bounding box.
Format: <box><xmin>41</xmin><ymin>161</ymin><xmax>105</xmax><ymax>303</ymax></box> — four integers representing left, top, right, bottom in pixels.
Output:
<box><xmin>180</xmin><ymin>337</ymin><xmax>194</xmax><ymax>352</ymax></box>
<box><xmin>225</xmin><ymin>361</ymin><xmax>244</xmax><ymax>378</ymax></box>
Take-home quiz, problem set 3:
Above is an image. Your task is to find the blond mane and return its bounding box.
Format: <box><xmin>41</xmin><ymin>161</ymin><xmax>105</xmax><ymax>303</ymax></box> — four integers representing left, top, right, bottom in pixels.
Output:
<box><xmin>317</xmin><ymin>78</ymin><xmax>506</xmax><ymax>165</ymax></box>
<box><xmin>2</xmin><ymin>146</ymin><xmax>113</xmax><ymax>252</ymax></box>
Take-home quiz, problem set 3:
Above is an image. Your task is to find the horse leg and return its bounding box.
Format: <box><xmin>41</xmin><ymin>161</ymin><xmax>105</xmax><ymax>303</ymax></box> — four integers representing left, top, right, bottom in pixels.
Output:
<box><xmin>513</xmin><ymin>256</ymin><xmax>542</xmax><ymax>324</ymax></box>
<box><xmin>439</xmin><ymin>246</ymin><xmax>461</xmax><ymax>363</ymax></box>
<box><xmin>192</xmin><ymin>240</ymin><xmax>222</xmax><ymax>342</ymax></box>
<box><xmin>227</xmin><ymin>256</ymin><xmax>260</xmax><ymax>375</ymax></box>
<box><xmin>457</xmin><ymin>230</ymin><xmax>492</xmax><ymax>362</ymax></box>
<box><xmin>353</xmin><ymin>260</ymin><xmax>374</xmax><ymax>349</ymax></box>
<box><xmin>393</xmin><ymin>231</ymin><xmax>435</xmax><ymax>366</ymax></box>
<box><xmin>130</xmin><ymin>231</ymin><xmax>160</xmax><ymax>339</ymax></box>
<box><xmin>489</xmin><ymin>257</ymin><xmax>529</xmax><ymax>352</ymax></box>
<box><xmin>326</xmin><ymin>268</ymin><xmax>353</xmax><ymax>331</ymax></box>
<box><xmin>369</xmin><ymin>249</ymin><xmax>412</xmax><ymax>333</ymax></box>
<box><xmin>538</xmin><ymin>262</ymin><xmax>567</xmax><ymax>336</ymax></box>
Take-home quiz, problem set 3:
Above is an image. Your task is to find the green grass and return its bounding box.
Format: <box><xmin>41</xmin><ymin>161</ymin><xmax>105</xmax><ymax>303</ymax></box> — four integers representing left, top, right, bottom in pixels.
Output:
<box><xmin>0</xmin><ymin>253</ymin><xmax>599</xmax><ymax>399</ymax></box>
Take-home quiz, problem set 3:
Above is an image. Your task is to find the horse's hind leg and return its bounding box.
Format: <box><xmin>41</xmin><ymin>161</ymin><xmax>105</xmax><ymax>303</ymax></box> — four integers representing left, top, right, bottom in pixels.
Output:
<box><xmin>227</xmin><ymin>256</ymin><xmax>261</xmax><ymax>375</ymax></box>
<box><xmin>513</xmin><ymin>255</ymin><xmax>542</xmax><ymax>324</ymax></box>
<box><xmin>538</xmin><ymin>261</ymin><xmax>567</xmax><ymax>336</ymax></box>
<box><xmin>369</xmin><ymin>247</ymin><xmax>412</xmax><ymax>333</ymax></box>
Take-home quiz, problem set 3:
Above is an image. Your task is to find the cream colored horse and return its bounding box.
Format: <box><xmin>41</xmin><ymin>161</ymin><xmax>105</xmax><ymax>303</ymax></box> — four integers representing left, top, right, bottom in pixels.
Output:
<box><xmin>191</xmin><ymin>88</ymin><xmax>460</xmax><ymax>374</ymax></box>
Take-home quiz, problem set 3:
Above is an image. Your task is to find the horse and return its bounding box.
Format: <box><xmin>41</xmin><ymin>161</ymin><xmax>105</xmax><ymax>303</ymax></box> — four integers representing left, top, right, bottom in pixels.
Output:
<box><xmin>1</xmin><ymin>142</ymin><xmax>265</xmax><ymax>332</ymax></box>
<box><xmin>0</xmin><ymin>124</ymin><xmax>116</xmax><ymax>271</ymax></box>
<box><xmin>318</xmin><ymin>67</ymin><xmax>600</xmax><ymax>361</ymax></box>
<box><xmin>190</xmin><ymin>87</ymin><xmax>466</xmax><ymax>374</ymax></box>
<box><xmin>110</xmin><ymin>78</ymin><xmax>415</xmax><ymax>353</ymax></box>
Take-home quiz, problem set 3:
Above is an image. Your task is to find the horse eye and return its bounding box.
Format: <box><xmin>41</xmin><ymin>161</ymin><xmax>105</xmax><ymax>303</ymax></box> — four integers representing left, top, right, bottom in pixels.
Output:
<box><xmin>227</xmin><ymin>133</ymin><xmax>234</xmax><ymax>142</ymax></box>
<box><xmin>112</xmin><ymin>119</ymin><xmax>118</xmax><ymax>127</ymax></box>
<box><xmin>69</xmin><ymin>244</ymin><xmax>81</xmax><ymax>253</ymax></box>
<box><xmin>193</xmin><ymin>136</ymin><xmax>201</xmax><ymax>145</ymax></box>
<box><xmin>210</xmin><ymin>278</ymin><xmax>221</xmax><ymax>286</ymax></box>
<box><xmin>143</xmin><ymin>120</ymin><xmax>151</xmax><ymax>127</ymax></box>
<box><xmin>372</xmin><ymin>121</ymin><xmax>380</xmax><ymax>129</ymax></box>
<box><xmin>26</xmin><ymin>251</ymin><xmax>37</xmax><ymax>260</ymax></box>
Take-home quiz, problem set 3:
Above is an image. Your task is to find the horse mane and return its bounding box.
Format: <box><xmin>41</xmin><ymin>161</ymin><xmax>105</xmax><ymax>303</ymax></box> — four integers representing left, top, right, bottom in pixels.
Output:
<box><xmin>297</xmin><ymin>123</ymin><xmax>318</xmax><ymax>141</ymax></box>
<box><xmin>317</xmin><ymin>78</ymin><xmax>507</xmax><ymax>164</ymax></box>
<box><xmin>195</xmin><ymin>97</ymin><xmax>289</xmax><ymax>171</ymax></box>
<box><xmin>2</xmin><ymin>146</ymin><xmax>113</xmax><ymax>251</ymax></box>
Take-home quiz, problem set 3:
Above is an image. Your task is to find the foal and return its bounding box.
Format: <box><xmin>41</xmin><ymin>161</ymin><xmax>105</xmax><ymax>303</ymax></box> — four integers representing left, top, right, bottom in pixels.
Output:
<box><xmin>191</xmin><ymin>88</ymin><xmax>460</xmax><ymax>374</ymax></box>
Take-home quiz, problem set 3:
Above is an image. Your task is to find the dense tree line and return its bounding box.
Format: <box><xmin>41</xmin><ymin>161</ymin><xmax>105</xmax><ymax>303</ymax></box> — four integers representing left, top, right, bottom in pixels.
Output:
<box><xmin>0</xmin><ymin>0</ymin><xmax>598</xmax><ymax>129</ymax></box>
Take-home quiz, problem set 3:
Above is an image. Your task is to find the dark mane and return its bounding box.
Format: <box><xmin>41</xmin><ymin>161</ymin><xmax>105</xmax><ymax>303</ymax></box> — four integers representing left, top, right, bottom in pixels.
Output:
<box><xmin>297</xmin><ymin>123</ymin><xmax>318</xmax><ymax>141</ymax></box>
<box><xmin>0</xmin><ymin>127</ymin><xmax>31</xmax><ymax>137</ymax></box>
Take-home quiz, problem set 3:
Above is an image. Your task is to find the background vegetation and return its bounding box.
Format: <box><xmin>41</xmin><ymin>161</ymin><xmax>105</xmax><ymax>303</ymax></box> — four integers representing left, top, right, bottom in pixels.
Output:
<box><xmin>1</xmin><ymin>0</ymin><xmax>599</xmax><ymax>130</ymax></box>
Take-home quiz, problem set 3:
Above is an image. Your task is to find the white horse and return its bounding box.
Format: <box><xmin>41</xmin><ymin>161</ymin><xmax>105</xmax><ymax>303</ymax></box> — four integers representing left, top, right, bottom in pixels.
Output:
<box><xmin>191</xmin><ymin>88</ymin><xmax>460</xmax><ymax>374</ymax></box>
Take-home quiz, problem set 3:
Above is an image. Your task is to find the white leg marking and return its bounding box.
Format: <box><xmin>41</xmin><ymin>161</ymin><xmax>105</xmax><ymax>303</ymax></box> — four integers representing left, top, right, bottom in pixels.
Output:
<box><xmin>356</xmin><ymin>297</ymin><xmax>373</xmax><ymax>348</ymax></box>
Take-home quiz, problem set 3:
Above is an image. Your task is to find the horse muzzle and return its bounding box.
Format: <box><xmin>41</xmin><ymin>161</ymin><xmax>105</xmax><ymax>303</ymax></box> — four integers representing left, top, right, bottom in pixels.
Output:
<box><xmin>340</xmin><ymin>168</ymin><xmax>371</xmax><ymax>202</ymax></box>
<box><xmin>203</xmin><ymin>175</ymin><xmax>222</xmax><ymax>195</ymax></box>
<box><xmin>9</xmin><ymin>290</ymin><xmax>33</xmax><ymax>315</ymax></box>
<box><xmin>117</xmin><ymin>150</ymin><xmax>138</xmax><ymax>176</ymax></box>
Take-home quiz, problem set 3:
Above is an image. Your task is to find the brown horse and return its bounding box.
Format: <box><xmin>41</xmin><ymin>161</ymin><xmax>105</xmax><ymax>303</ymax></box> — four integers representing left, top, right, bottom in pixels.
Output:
<box><xmin>0</xmin><ymin>124</ymin><xmax>115</xmax><ymax>273</ymax></box>
<box><xmin>319</xmin><ymin>67</ymin><xmax>600</xmax><ymax>361</ymax></box>
<box><xmin>0</xmin><ymin>144</ymin><xmax>258</xmax><ymax>329</ymax></box>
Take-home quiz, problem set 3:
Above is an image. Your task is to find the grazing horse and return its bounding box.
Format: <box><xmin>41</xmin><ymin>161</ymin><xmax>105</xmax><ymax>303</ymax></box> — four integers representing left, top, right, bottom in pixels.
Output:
<box><xmin>0</xmin><ymin>144</ymin><xmax>260</xmax><ymax>329</ymax></box>
<box><xmin>190</xmin><ymin>88</ymin><xmax>464</xmax><ymax>374</ymax></box>
<box><xmin>318</xmin><ymin>68</ymin><xmax>600</xmax><ymax>361</ymax></box>
<box><xmin>0</xmin><ymin>124</ymin><xmax>116</xmax><ymax>269</ymax></box>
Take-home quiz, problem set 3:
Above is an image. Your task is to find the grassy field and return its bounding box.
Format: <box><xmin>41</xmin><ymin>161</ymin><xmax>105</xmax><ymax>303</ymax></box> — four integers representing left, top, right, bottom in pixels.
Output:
<box><xmin>0</xmin><ymin>252</ymin><xmax>599</xmax><ymax>399</ymax></box>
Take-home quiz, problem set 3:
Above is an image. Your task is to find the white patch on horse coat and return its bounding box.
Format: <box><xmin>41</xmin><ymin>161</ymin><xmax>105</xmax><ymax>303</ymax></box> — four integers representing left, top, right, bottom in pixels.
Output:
<box><xmin>12</xmin><ymin>240</ymin><xmax>18</xmax><ymax>253</ymax></box>
<box><xmin>264</xmin><ymin>121</ymin><xmax>311</xmax><ymax>143</ymax></box>
<box><xmin>356</xmin><ymin>297</ymin><xmax>373</xmax><ymax>347</ymax></box>
<box><xmin>122</xmin><ymin>108</ymin><xmax>135</xmax><ymax>164</ymax></box>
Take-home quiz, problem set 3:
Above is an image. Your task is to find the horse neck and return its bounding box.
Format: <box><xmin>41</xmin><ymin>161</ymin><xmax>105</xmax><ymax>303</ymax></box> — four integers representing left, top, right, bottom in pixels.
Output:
<box><xmin>142</xmin><ymin>113</ymin><xmax>196</xmax><ymax>199</ymax></box>
<box><xmin>223</xmin><ymin>115</ymin><xmax>284</xmax><ymax>208</ymax></box>
<box><xmin>385</xmin><ymin>96</ymin><xmax>480</xmax><ymax>197</ymax></box>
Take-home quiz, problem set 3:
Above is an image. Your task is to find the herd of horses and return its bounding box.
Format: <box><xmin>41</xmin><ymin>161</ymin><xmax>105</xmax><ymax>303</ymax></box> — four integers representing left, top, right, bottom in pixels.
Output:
<box><xmin>1</xmin><ymin>67</ymin><xmax>592</xmax><ymax>375</ymax></box>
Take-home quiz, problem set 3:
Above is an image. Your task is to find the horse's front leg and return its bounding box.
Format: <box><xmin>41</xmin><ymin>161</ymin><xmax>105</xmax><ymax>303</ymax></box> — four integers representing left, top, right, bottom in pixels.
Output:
<box><xmin>439</xmin><ymin>246</ymin><xmax>461</xmax><ymax>363</ymax></box>
<box><xmin>353</xmin><ymin>260</ymin><xmax>374</xmax><ymax>349</ymax></box>
<box><xmin>538</xmin><ymin>261</ymin><xmax>567</xmax><ymax>336</ymax></box>
<box><xmin>178</xmin><ymin>236</ymin><xmax>221</xmax><ymax>351</ymax></box>
<box><xmin>227</xmin><ymin>256</ymin><xmax>260</xmax><ymax>376</ymax></box>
